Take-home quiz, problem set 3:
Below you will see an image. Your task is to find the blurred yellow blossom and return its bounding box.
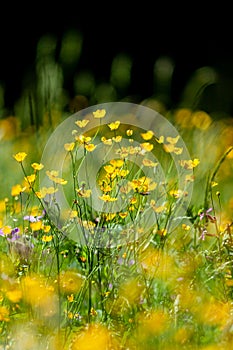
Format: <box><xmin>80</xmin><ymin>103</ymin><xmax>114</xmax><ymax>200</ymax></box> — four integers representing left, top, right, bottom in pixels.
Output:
<box><xmin>141</xmin><ymin>130</ymin><xmax>154</xmax><ymax>140</ymax></box>
<box><xmin>64</xmin><ymin>142</ymin><xmax>75</xmax><ymax>151</ymax></box>
<box><xmin>101</xmin><ymin>136</ymin><xmax>112</xmax><ymax>145</ymax></box>
<box><xmin>24</xmin><ymin>174</ymin><xmax>36</xmax><ymax>184</ymax></box>
<box><xmin>99</xmin><ymin>194</ymin><xmax>117</xmax><ymax>202</ymax></box>
<box><xmin>142</xmin><ymin>159</ymin><xmax>158</xmax><ymax>167</ymax></box>
<box><xmin>126</xmin><ymin>129</ymin><xmax>133</xmax><ymax>136</ymax></box>
<box><xmin>140</xmin><ymin>142</ymin><xmax>154</xmax><ymax>152</ymax></box>
<box><xmin>75</xmin><ymin>119</ymin><xmax>90</xmax><ymax>128</ymax></box>
<box><xmin>108</xmin><ymin>120</ymin><xmax>120</xmax><ymax>130</ymax></box>
<box><xmin>93</xmin><ymin>109</ymin><xmax>106</xmax><ymax>118</ymax></box>
<box><xmin>85</xmin><ymin>143</ymin><xmax>96</xmax><ymax>152</ymax></box>
<box><xmin>0</xmin><ymin>306</ymin><xmax>10</xmax><ymax>322</ymax></box>
<box><xmin>13</xmin><ymin>152</ymin><xmax>27</xmax><ymax>162</ymax></box>
<box><xmin>179</xmin><ymin>158</ymin><xmax>200</xmax><ymax>169</ymax></box>
<box><xmin>31</xmin><ymin>162</ymin><xmax>44</xmax><ymax>171</ymax></box>
<box><xmin>11</xmin><ymin>184</ymin><xmax>26</xmax><ymax>196</ymax></box>
<box><xmin>42</xmin><ymin>235</ymin><xmax>53</xmax><ymax>242</ymax></box>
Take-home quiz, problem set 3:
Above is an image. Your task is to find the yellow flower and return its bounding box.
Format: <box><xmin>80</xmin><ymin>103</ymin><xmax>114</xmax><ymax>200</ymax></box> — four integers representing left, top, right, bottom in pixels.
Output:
<box><xmin>54</xmin><ymin>177</ymin><xmax>67</xmax><ymax>185</ymax></box>
<box><xmin>93</xmin><ymin>109</ymin><xmax>106</xmax><ymax>119</ymax></box>
<box><xmin>163</xmin><ymin>143</ymin><xmax>175</xmax><ymax>153</ymax></box>
<box><xmin>163</xmin><ymin>143</ymin><xmax>183</xmax><ymax>154</ymax></box>
<box><xmin>142</xmin><ymin>159</ymin><xmax>158</xmax><ymax>167</ymax></box>
<box><xmin>46</xmin><ymin>170</ymin><xmax>59</xmax><ymax>178</ymax></box>
<box><xmin>30</xmin><ymin>221</ymin><xmax>42</xmax><ymax>231</ymax></box>
<box><xmin>24</xmin><ymin>174</ymin><xmax>36</xmax><ymax>184</ymax></box>
<box><xmin>99</xmin><ymin>194</ymin><xmax>117</xmax><ymax>202</ymax></box>
<box><xmin>35</xmin><ymin>186</ymin><xmax>58</xmax><ymax>199</ymax></box>
<box><xmin>67</xmin><ymin>294</ymin><xmax>74</xmax><ymax>302</ymax></box>
<box><xmin>46</xmin><ymin>186</ymin><xmax>59</xmax><ymax>194</ymax></box>
<box><xmin>110</xmin><ymin>159</ymin><xmax>124</xmax><ymax>168</ymax></box>
<box><xmin>1</xmin><ymin>226</ymin><xmax>11</xmax><ymax>235</ymax></box>
<box><xmin>182</xmin><ymin>224</ymin><xmax>191</xmax><ymax>231</ymax></box>
<box><xmin>0</xmin><ymin>306</ymin><xmax>10</xmax><ymax>322</ymax></box>
<box><xmin>13</xmin><ymin>152</ymin><xmax>27</xmax><ymax>162</ymax></box>
<box><xmin>42</xmin><ymin>235</ymin><xmax>53</xmax><ymax>242</ymax></box>
<box><xmin>140</xmin><ymin>142</ymin><xmax>154</xmax><ymax>152</ymax></box>
<box><xmin>179</xmin><ymin>158</ymin><xmax>200</xmax><ymax>169</ymax></box>
<box><xmin>46</xmin><ymin>170</ymin><xmax>67</xmax><ymax>185</ymax></box>
<box><xmin>155</xmin><ymin>136</ymin><xmax>164</xmax><ymax>144</ymax></box>
<box><xmin>75</xmin><ymin>119</ymin><xmax>90</xmax><ymax>128</ymax></box>
<box><xmin>76</xmin><ymin>188</ymin><xmax>92</xmax><ymax>198</ymax></box>
<box><xmin>42</xmin><ymin>225</ymin><xmax>51</xmax><ymax>233</ymax></box>
<box><xmin>157</xmin><ymin>228</ymin><xmax>167</xmax><ymax>236</ymax></box>
<box><xmin>31</xmin><ymin>163</ymin><xmax>44</xmax><ymax>171</ymax></box>
<box><xmin>85</xmin><ymin>143</ymin><xmax>96</xmax><ymax>152</ymax></box>
<box><xmin>169</xmin><ymin>189</ymin><xmax>185</xmax><ymax>198</ymax></box>
<box><xmin>11</xmin><ymin>184</ymin><xmax>26</xmax><ymax>196</ymax></box>
<box><xmin>119</xmin><ymin>212</ymin><xmax>128</xmax><ymax>219</ymax></box>
<box><xmin>75</xmin><ymin>134</ymin><xmax>91</xmax><ymax>144</ymax></box>
<box><xmin>126</xmin><ymin>129</ymin><xmax>133</xmax><ymax>136</ymax></box>
<box><xmin>130</xmin><ymin>197</ymin><xmax>137</xmax><ymax>204</ymax></box>
<box><xmin>130</xmin><ymin>176</ymin><xmax>157</xmax><ymax>193</ymax></box>
<box><xmin>6</xmin><ymin>288</ymin><xmax>22</xmax><ymax>303</ymax></box>
<box><xmin>153</xmin><ymin>205</ymin><xmax>167</xmax><ymax>213</ymax></box>
<box><xmin>105</xmin><ymin>213</ymin><xmax>116</xmax><ymax>221</ymax></box>
<box><xmin>70</xmin><ymin>210</ymin><xmax>78</xmax><ymax>218</ymax></box>
<box><xmin>141</xmin><ymin>130</ymin><xmax>154</xmax><ymax>140</ymax></box>
<box><xmin>173</xmin><ymin>147</ymin><xmax>183</xmax><ymax>155</ymax></box>
<box><xmin>104</xmin><ymin>165</ymin><xmax>115</xmax><ymax>174</ymax></box>
<box><xmin>112</xmin><ymin>135</ymin><xmax>122</xmax><ymax>142</ymax></box>
<box><xmin>64</xmin><ymin>142</ymin><xmax>75</xmax><ymax>152</ymax></box>
<box><xmin>166</xmin><ymin>135</ymin><xmax>180</xmax><ymax>144</ymax></box>
<box><xmin>119</xmin><ymin>169</ymin><xmax>129</xmax><ymax>177</ymax></box>
<box><xmin>108</xmin><ymin>120</ymin><xmax>120</xmax><ymax>130</ymax></box>
<box><xmin>101</xmin><ymin>136</ymin><xmax>112</xmax><ymax>145</ymax></box>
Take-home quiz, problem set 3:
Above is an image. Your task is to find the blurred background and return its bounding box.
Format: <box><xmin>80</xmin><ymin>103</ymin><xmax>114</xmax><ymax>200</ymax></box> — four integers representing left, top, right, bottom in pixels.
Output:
<box><xmin>0</xmin><ymin>4</ymin><xmax>233</xmax><ymax>118</ymax></box>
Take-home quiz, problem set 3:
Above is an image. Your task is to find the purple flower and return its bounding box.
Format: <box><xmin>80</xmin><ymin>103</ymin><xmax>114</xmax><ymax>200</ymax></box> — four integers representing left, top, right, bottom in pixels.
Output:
<box><xmin>199</xmin><ymin>228</ymin><xmax>207</xmax><ymax>241</ymax></box>
<box><xmin>0</xmin><ymin>229</ymin><xmax>4</xmax><ymax>237</ymax></box>
<box><xmin>199</xmin><ymin>208</ymin><xmax>216</xmax><ymax>223</ymax></box>
<box><xmin>200</xmin><ymin>208</ymin><xmax>213</xmax><ymax>220</ymax></box>
<box><xmin>7</xmin><ymin>227</ymin><xmax>20</xmax><ymax>242</ymax></box>
<box><xmin>129</xmin><ymin>259</ymin><xmax>135</xmax><ymax>266</ymax></box>
<box><xmin>24</xmin><ymin>213</ymin><xmax>44</xmax><ymax>222</ymax></box>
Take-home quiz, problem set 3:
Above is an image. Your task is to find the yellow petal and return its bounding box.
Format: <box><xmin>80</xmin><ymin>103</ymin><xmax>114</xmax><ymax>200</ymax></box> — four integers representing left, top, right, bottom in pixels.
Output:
<box><xmin>13</xmin><ymin>152</ymin><xmax>27</xmax><ymax>162</ymax></box>
<box><xmin>93</xmin><ymin>109</ymin><xmax>106</xmax><ymax>118</ymax></box>
<box><xmin>75</xmin><ymin>119</ymin><xmax>90</xmax><ymax>128</ymax></box>
<box><xmin>141</xmin><ymin>130</ymin><xmax>154</xmax><ymax>140</ymax></box>
<box><xmin>108</xmin><ymin>121</ymin><xmax>121</xmax><ymax>130</ymax></box>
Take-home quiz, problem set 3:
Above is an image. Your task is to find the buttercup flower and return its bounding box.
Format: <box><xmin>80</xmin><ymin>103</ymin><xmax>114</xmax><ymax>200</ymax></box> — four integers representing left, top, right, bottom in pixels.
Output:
<box><xmin>75</xmin><ymin>119</ymin><xmax>90</xmax><ymax>128</ymax></box>
<box><xmin>13</xmin><ymin>152</ymin><xmax>27</xmax><ymax>162</ymax></box>
<box><xmin>64</xmin><ymin>142</ymin><xmax>75</xmax><ymax>152</ymax></box>
<box><xmin>31</xmin><ymin>163</ymin><xmax>44</xmax><ymax>171</ymax></box>
<box><xmin>108</xmin><ymin>121</ymin><xmax>120</xmax><ymax>130</ymax></box>
<box><xmin>141</xmin><ymin>130</ymin><xmax>154</xmax><ymax>140</ymax></box>
<box><xmin>93</xmin><ymin>109</ymin><xmax>106</xmax><ymax>119</ymax></box>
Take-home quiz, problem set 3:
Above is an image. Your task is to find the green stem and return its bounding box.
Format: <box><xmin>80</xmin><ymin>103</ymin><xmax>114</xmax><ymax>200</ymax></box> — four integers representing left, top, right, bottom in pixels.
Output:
<box><xmin>204</xmin><ymin>146</ymin><xmax>233</xmax><ymax>210</ymax></box>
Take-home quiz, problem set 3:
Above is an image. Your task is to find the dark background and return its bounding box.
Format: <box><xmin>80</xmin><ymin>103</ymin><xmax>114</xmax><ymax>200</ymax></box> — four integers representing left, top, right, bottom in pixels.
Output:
<box><xmin>0</xmin><ymin>5</ymin><xmax>233</xmax><ymax>114</ymax></box>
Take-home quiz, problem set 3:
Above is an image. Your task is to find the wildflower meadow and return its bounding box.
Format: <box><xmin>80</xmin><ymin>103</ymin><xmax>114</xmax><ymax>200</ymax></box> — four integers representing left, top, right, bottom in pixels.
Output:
<box><xmin>0</xmin><ymin>32</ymin><xmax>233</xmax><ymax>350</ymax></box>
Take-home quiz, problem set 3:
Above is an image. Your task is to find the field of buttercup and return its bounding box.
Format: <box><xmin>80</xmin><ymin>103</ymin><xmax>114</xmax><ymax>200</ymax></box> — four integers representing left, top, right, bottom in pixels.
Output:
<box><xmin>0</xmin><ymin>31</ymin><xmax>233</xmax><ymax>349</ymax></box>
